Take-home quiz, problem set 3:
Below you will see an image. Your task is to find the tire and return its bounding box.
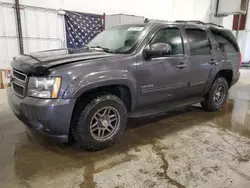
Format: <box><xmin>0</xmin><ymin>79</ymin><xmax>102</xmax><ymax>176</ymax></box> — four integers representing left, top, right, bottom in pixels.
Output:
<box><xmin>201</xmin><ymin>77</ymin><xmax>228</xmax><ymax>111</ymax></box>
<box><xmin>71</xmin><ymin>94</ymin><xmax>127</xmax><ymax>151</ymax></box>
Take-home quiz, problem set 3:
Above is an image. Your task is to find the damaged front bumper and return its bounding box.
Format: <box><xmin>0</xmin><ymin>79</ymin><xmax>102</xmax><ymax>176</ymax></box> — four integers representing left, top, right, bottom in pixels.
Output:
<box><xmin>7</xmin><ymin>87</ymin><xmax>76</xmax><ymax>143</ymax></box>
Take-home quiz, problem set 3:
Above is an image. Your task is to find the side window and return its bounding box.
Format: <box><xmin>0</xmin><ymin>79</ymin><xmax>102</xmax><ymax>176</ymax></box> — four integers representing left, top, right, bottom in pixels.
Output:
<box><xmin>150</xmin><ymin>28</ymin><xmax>184</xmax><ymax>55</ymax></box>
<box><xmin>211</xmin><ymin>30</ymin><xmax>239</xmax><ymax>53</ymax></box>
<box><xmin>185</xmin><ymin>29</ymin><xmax>212</xmax><ymax>55</ymax></box>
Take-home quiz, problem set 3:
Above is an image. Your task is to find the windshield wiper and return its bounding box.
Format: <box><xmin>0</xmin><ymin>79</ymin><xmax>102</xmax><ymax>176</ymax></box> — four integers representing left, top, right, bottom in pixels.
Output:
<box><xmin>88</xmin><ymin>46</ymin><xmax>114</xmax><ymax>53</ymax></box>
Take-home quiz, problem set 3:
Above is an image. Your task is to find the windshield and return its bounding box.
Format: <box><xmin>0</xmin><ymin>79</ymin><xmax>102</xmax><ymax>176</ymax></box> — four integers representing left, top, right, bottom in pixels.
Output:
<box><xmin>87</xmin><ymin>25</ymin><xmax>148</xmax><ymax>53</ymax></box>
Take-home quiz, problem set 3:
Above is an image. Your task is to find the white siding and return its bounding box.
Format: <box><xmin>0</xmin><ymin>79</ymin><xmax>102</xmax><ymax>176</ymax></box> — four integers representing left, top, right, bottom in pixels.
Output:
<box><xmin>234</xmin><ymin>1</ymin><xmax>250</xmax><ymax>63</ymax></box>
<box><xmin>0</xmin><ymin>0</ymin><xmax>236</xmax><ymax>68</ymax></box>
<box><xmin>242</xmin><ymin>1</ymin><xmax>250</xmax><ymax>62</ymax></box>
<box><xmin>21</xmin><ymin>6</ymin><xmax>65</xmax><ymax>54</ymax></box>
<box><xmin>0</xmin><ymin>2</ymin><xmax>18</xmax><ymax>69</ymax></box>
<box><xmin>244</xmin><ymin>32</ymin><xmax>250</xmax><ymax>62</ymax></box>
<box><xmin>0</xmin><ymin>2</ymin><xmax>65</xmax><ymax>68</ymax></box>
<box><xmin>19</xmin><ymin>0</ymin><xmax>232</xmax><ymax>24</ymax></box>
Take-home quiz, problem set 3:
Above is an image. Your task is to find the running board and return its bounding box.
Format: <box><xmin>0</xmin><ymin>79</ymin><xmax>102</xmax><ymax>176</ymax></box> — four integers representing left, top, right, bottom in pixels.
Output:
<box><xmin>129</xmin><ymin>97</ymin><xmax>204</xmax><ymax>118</ymax></box>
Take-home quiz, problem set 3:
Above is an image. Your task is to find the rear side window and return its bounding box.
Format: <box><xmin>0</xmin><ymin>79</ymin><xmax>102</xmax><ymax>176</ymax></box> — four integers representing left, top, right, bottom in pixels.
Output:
<box><xmin>185</xmin><ymin>29</ymin><xmax>212</xmax><ymax>55</ymax></box>
<box><xmin>150</xmin><ymin>28</ymin><xmax>184</xmax><ymax>55</ymax></box>
<box><xmin>211</xmin><ymin>29</ymin><xmax>239</xmax><ymax>53</ymax></box>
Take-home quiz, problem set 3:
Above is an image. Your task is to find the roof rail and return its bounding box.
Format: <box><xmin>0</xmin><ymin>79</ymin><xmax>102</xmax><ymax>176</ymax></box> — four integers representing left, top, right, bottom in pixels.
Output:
<box><xmin>175</xmin><ymin>20</ymin><xmax>204</xmax><ymax>24</ymax></box>
<box><xmin>205</xmin><ymin>22</ymin><xmax>224</xmax><ymax>28</ymax></box>
<box><xmin>174</xmin><ymin>20</ymin><xmax>224</xmax><ymax>28</ymax></box>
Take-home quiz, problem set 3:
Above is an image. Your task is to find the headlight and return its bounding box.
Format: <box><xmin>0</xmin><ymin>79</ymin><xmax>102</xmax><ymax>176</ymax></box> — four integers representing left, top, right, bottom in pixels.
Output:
<box><xmin>28</xmin><ymin>77</ymin><xmax>61</xmax><ymax>99</ymax></box>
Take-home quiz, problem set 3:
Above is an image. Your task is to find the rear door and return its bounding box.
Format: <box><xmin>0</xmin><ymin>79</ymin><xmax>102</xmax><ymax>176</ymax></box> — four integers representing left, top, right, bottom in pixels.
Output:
<box><xmin>183</xmin><ymin>27</ymin><xmax>215</xmax><ymax>97</ymax></box>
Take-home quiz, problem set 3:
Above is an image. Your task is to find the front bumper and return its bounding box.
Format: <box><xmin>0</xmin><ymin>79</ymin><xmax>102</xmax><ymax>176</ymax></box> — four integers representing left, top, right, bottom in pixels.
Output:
<box><xmin>7</xmin><ymin>87</ymin><xmax>76</xmax><ymax>143</ymax></box>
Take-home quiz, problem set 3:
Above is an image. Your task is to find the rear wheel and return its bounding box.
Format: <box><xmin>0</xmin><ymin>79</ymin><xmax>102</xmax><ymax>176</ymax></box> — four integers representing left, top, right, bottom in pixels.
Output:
<box><xmin>71</xmin><ymin>94</ymin><xmax>127</xmax><ymax>151</ymax></box>
<box><xmin>201</xmin><ymin>77</ymin><xmax>228</xmax><ymax>111</ymax></box>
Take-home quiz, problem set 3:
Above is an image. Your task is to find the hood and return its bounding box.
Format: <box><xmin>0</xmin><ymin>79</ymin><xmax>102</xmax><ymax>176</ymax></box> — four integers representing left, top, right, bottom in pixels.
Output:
<box><xmin>11</xmin><ymin>48</ymin><xmax>117</xmax><ymax>75</ymax></box>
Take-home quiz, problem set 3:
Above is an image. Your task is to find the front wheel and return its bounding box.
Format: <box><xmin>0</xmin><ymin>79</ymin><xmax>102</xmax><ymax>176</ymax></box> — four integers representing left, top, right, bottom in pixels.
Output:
<box><xmin>201</xmin><ymin>77</ymin><xmax>228</xmax><ymax>111</ymax></box>
<box><xmin>71</xmin><ymin>94</ymin><xmax>127</xmax><ymax>151</ymax></box>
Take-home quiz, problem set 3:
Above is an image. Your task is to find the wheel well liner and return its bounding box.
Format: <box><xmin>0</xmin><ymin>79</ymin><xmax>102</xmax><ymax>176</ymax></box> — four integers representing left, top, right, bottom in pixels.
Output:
<box><xmin>215</xmin><ymin>69</ymin><xmax>233</xmax><ymax>87</ymax></box>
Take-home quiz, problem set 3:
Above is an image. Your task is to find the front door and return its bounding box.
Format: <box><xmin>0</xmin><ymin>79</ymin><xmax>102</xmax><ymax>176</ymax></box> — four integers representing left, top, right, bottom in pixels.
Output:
<box><xmin>135</xmin><ymin>26</ymin><xmax>190</xmax><ymax>109</ymax></box>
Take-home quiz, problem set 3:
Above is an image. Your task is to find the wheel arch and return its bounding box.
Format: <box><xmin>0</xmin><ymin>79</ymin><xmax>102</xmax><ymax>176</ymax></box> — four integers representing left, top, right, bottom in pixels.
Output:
<box><xmin>214</xmin><ymin>70</ymin><xmax>233</xmax><ymax>86</ymax></box>
<box><xmin>63</xmin><ymin>70</ymin><xmax>137</xmax><ymax>110</ymax></box>
<box><xmin>74</xmin><ymin>84</ymin><xmax>133</xmax><ymax>112</ymax></box>
<box><xmin>204</xmin><ymin>67</ymin><xmax>233</xmax><ymax>95</ymax></box>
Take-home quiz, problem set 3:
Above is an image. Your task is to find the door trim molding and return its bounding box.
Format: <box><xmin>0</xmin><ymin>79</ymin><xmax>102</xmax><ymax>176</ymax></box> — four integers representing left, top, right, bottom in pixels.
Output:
<box><xmin>141</xmin><ymin>83</ymin><xmax>188</xmax><ymax>95</ymax></box>
<box><xmin>141</xmin><ymin>80</ymin><xmax>206</xmax><ymax>95</ymax></box>
<box><xmin>190</xmin><ymin>81</ymin><xmax>206</xmax><ymax>87</ymax></box>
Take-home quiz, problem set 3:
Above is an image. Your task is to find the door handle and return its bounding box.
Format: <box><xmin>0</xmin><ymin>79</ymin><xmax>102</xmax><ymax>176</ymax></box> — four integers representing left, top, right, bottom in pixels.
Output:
<box><xmin>176</xmin><ymin>62</ymin><xmax>187</xmax><ymax>68</ymax></box>
<box><xmin>208</xmin><ymin>59</ymin><xmax>218</xmax><ymax>65</ymax></box>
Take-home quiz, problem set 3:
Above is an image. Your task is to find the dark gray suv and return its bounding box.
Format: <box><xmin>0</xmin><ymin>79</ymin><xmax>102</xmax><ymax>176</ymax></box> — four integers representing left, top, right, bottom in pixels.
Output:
<box><xmin>7</xmin><ymin>21</ymin><xmax>241</xmax><ymax>150</ymax></box>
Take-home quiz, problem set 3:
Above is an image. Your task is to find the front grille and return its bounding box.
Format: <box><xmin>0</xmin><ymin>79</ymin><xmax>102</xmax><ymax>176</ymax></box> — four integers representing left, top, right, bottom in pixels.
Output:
<box><xmin>13</xmin><ymin>69</ymin><xmax>27</xmax><ymax>82</ymax></box>
<box><xmin>12</xmin><ymin>69</ymin><xmax>28</xmax><ymax>97</ymax></box>
<box><xmin>13</xmin><ymin>83</ymin><xmax>25</xmax><ymax>97</ymax></box>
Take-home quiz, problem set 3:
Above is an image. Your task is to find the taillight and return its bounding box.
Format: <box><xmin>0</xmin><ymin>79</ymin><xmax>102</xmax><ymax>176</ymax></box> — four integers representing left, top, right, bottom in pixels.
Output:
<box><xmin>239</xmin><ymin>53</ymin><xmax>242</xmax><ymax>69</ymax></box>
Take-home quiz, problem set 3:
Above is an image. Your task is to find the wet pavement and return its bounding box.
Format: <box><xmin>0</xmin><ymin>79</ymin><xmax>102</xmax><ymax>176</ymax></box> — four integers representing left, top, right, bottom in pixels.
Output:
<box><xmin>1</xmin><ymin>69</ymin><xmax>250</xmax><ymax>188</ymax></box>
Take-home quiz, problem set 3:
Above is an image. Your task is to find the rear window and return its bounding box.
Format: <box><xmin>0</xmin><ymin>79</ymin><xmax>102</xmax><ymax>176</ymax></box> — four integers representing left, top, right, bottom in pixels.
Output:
<box><xmin>185</xmin><ymin>29</ymin><xmax>212</xmax><ymax>55</ymax></box>
<box><xmin>211</xmin><ymin>29</ymin><xmax>239</xmax><ymax>53</ymax></box>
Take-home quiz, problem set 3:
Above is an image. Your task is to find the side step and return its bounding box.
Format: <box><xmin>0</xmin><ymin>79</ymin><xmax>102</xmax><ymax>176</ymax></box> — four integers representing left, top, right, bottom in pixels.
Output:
<box><xmin>129</xmin><ymin>97</ymin><xmax>204</xmax><ymax>118</ymax></box>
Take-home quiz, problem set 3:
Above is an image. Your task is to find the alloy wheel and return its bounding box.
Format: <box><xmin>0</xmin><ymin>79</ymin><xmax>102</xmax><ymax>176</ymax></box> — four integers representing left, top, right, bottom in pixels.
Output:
<box><xmin>90</xmin><ymin>106</ymin><xmax>120</xmax><ymax>140</ymax></box>
<box><xmin>213</xmin><ymin>85</ymin><xmax>225</xmax><ymax>105</ymax></box>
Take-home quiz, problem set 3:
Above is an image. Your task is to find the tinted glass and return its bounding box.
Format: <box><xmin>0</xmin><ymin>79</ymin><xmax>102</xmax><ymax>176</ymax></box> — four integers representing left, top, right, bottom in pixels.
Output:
<box><xmin>186</xmin><ymin>29</ymin><xmax>212</xmax><ymax>55</ymax></box>
<box><xmin>150</xmin><ymin>28</ymin><xmax>184</xmax><ymax>55</ymax></box>
<box><xmin>211</xmin><ymin>29</ymin><xmax>239</xmax><ymax>53</ymax></box>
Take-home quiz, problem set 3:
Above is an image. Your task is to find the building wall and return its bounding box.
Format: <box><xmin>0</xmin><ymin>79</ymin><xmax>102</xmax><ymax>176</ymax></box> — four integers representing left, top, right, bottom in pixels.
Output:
<box><xmin>0</xmin><ymin>0</ymin><xmax>65</xmax><ymax>68</ymax></box>
<box><xmin>0</xmin><ymin>2</ymin><xmax>19</xmax><ymax>69</ymax></box>
<box><xmin>0</xmin><ymin>0</ymin><xmax>235</xmax><ymax>68</ymax></box>
<box><xmin>19</xmin><ymin>0</ymin><xmax>233</xmax><ymax>27</ymax></box>
<box><xmin>239</xmin><ymin>1</ymin><xmax>250</xmax><ymax>63</ymax></box>
<box><xmin>17</xmin><ymin>0</ymin><xmax>232</xmax><ymax>28</ymax></box>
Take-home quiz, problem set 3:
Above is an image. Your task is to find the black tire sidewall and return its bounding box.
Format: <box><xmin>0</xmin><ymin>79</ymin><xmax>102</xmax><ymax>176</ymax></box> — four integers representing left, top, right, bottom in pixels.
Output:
<box><xmin>207</xmin><ymin>77</ymin><xmax>228</xmax><ymax>111</ymax></box>
<box><xmin>73</xmin><ymin>95</ymin><xmax>127</xmax><ymax>150</ymax></box>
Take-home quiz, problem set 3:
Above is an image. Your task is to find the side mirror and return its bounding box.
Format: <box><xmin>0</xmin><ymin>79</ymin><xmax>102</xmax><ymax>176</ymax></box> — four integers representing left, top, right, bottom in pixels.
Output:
<box><xmin>144</xmin><ymin>43</ymin><xmax>172</xmax><ymax>59</ymax></box>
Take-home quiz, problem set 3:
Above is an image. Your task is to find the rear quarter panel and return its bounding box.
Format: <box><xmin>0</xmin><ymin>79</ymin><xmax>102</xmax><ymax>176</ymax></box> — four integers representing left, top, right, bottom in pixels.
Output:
<box><xmin>203</xmin><ymin>52</ymin><xmax>240</xmax><ymax>94</ymax></box>
<box><xmin>203</xmin><ymin>28</ymin><xmax>240</xmax><ymax>94</ymax></box>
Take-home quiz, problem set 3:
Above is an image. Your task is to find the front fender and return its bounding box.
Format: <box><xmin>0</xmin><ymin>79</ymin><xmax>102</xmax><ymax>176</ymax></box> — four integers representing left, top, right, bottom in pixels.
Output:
<box><xmin>63</xmin><ymin>70</ymin><xmax>136</xmax><ymax>108</ymax></box>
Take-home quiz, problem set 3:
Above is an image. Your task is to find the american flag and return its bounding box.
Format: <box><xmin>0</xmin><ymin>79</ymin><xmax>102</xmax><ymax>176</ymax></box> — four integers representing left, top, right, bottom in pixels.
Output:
<box><xmin>64</xmin><ymin>11</ymin><xmax>104</xmax><ymax>49</ymax></box>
